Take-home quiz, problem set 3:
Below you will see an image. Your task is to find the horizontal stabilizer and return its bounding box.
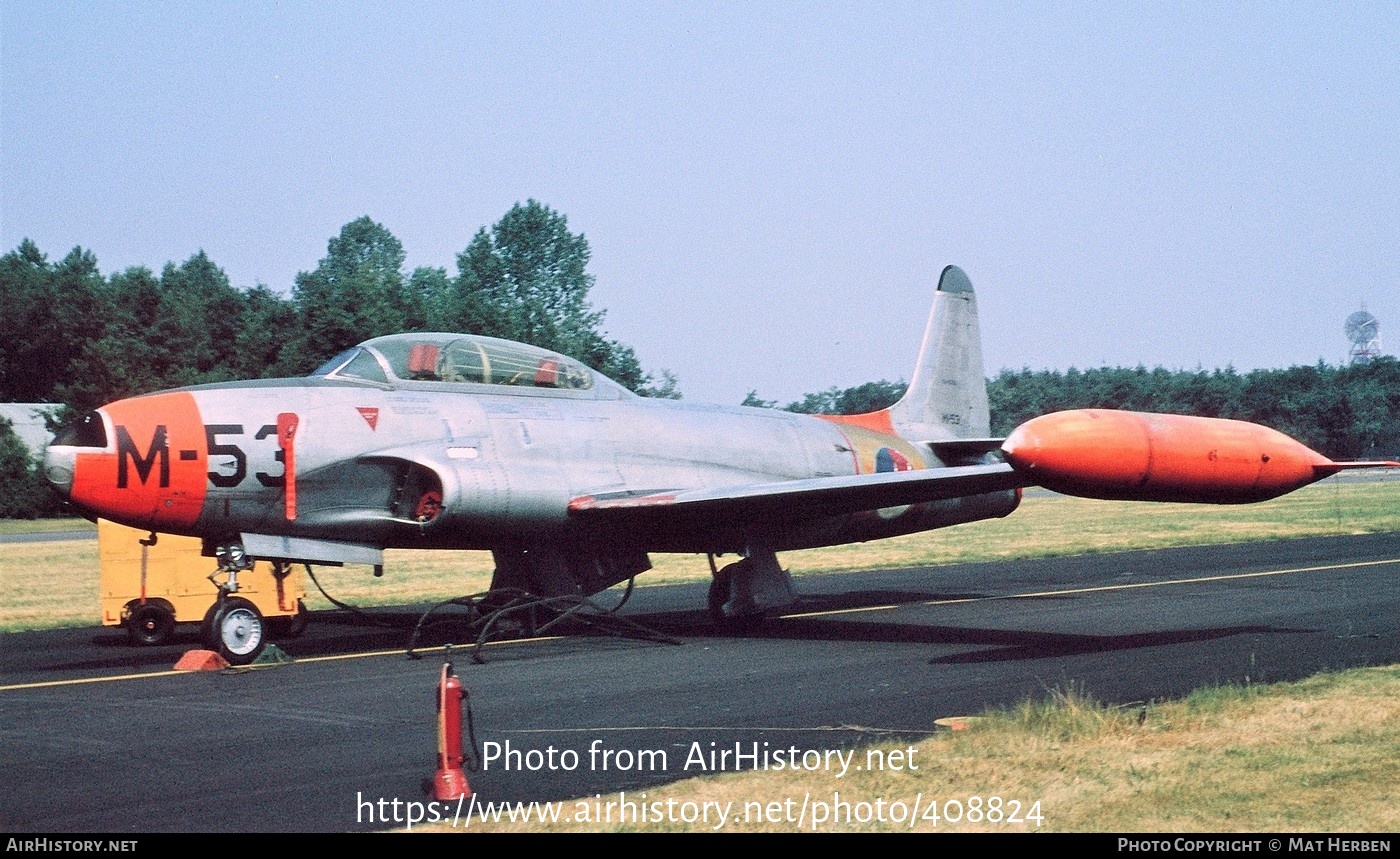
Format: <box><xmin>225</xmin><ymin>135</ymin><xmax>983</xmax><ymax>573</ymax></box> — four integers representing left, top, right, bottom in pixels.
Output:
<box><xmin>926</xmin><ymin>438</ymin><xmax>1005</xmax><ymax>461</ymax></box>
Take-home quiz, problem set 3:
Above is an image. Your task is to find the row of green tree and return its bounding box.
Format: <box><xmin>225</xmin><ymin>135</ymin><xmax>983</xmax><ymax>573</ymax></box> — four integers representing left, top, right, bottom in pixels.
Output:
<box><xmin>0</xmin><ymin>201</ymin><xmax>676</xmax><ymax>418</ymax></box>
<box><xmin>744</xmin><ymin>359</ymin><xmax>1400</xmax><ymax>461</ymax></box>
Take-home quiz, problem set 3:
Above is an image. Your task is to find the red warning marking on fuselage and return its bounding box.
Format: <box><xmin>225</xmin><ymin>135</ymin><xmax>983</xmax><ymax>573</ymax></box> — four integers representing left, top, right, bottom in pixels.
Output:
<box><xmin>357</xmin><ymin>407</ymin><xmax>379</xmax><ymax>430</ymax></box>
<box><xmin>278</xmin><ymin>412</ymin><xmax>299</xmax><ymax>520</ymax></box>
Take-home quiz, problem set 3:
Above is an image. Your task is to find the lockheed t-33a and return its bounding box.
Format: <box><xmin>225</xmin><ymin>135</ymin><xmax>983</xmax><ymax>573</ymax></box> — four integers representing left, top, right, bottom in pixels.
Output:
<box><xmin>43</xmin><ymin>266</ymin><xmax>1397</xmax><ymax>662</ymax></box>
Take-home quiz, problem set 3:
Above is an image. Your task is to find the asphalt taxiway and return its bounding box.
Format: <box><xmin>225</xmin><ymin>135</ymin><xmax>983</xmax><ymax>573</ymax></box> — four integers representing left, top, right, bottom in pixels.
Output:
<box><xmin>2</xmin><ymin>532</ymin><xmax>1397</xmax><ymax>832</ymax></box>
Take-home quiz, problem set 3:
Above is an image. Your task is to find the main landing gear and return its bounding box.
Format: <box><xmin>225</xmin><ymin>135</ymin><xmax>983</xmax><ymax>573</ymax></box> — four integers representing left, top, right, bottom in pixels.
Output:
<box><xmin>707</xmin><ymin>549</ymin><xmax>796</xmax><ymax>622</ymax></box>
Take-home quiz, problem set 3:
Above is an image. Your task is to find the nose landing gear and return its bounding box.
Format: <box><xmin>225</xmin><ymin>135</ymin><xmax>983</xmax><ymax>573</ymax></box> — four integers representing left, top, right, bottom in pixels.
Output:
<box><xmin>202</xmin><ymin>541</ymin><xmax>268</xmax><ymax>665</ymax></box>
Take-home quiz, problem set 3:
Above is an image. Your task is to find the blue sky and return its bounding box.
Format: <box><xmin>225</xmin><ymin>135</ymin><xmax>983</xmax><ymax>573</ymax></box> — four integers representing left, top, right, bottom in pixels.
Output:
<box><xmin>4</xmin><ymin>2</ymin><xmax>1397</xmax><ymax>404</ymax></box>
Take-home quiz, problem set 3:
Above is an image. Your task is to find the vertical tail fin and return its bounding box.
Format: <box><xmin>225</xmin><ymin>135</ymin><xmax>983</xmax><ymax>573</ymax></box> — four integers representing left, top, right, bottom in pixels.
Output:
<box><xmin>886</xmin><ymin>265</ymin><xmax>990</xmax><ymax>442</ymax></box>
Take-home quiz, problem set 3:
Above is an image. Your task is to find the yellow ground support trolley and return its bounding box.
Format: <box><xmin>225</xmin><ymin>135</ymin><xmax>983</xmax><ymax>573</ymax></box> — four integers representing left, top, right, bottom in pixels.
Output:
<box><xmin>99</xmin><ymin>519</ymin><xmax>309</xmax><ymax>663</ymax></box>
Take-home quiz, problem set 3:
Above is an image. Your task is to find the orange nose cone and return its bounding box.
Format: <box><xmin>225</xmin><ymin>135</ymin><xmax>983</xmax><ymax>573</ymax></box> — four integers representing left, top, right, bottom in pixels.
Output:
<box><xmin>66</xmin><ymin>392</ymin><xmax>209</xmax><ymax>529</ymax></box>
<box><xmin>1003</xmin><ymin>409</ymin><xmax>1333</xmax><ymax>504</ymax></box>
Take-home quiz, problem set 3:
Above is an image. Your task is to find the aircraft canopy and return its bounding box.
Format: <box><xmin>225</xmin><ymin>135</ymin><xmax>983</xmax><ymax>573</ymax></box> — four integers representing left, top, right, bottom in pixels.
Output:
<box><xmin>312</xmin><ymin>333</ymin><xmax>600</xmax><ymax>392</ymax></box>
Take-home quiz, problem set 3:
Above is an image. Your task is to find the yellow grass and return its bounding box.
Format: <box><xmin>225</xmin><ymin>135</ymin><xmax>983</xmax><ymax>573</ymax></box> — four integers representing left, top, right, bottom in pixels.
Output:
<box><xmin>0</xmin><ymin>540</ymin><xmax>101</xmax><ymax>631</ymax></box>
<box><xmin>0</xmin><ymin>518</ymin><xmax>96</xmax><ymax>535</ymax></box>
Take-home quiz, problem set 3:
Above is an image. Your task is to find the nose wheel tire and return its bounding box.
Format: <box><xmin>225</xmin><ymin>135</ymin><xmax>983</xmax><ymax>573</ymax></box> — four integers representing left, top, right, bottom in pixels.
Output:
<box><xmin>205</xmin><ymin>596</ymin><xmax>267</xmax><ymax>665</ymax></box>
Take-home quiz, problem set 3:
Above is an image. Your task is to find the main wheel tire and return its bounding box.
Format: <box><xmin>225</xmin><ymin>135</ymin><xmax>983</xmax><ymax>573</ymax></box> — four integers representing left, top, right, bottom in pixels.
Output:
<box><xmin>707</xmin><ymin>562</ymin><xmax>740</xmax><ymax>621</ymax></box>
<box><xmin>207</xmin><ymin>597</ymin><xmax>267</xmax><ymax>665</ymax></box>
<box><xmin>126</xmin><ymin>603</ymin><xmax>176</xmax><ymax>646</ymax></box>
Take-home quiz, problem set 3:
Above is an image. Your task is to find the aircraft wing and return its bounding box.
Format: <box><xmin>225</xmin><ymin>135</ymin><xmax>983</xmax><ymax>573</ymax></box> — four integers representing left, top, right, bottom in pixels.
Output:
<box><xmin>567</xmin><ymin>462</ymin><xmax>1026</xmax><ymax>527</ymax></box>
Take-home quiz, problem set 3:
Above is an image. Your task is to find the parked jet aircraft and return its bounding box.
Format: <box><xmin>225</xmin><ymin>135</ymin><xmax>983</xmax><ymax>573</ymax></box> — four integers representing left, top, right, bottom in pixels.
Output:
<box><xmin>43</xmin><ymin>266</ymin><xmax>1396</xmax><ymax>663</ymax></box>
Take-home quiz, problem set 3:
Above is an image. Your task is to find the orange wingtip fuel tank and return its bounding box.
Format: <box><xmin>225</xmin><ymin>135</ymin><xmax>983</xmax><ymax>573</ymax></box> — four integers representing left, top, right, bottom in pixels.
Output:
<box><xmin>1002</xmin><ymin>409</ymin><xmax>1399</xmax><ymax>504</ymax></box>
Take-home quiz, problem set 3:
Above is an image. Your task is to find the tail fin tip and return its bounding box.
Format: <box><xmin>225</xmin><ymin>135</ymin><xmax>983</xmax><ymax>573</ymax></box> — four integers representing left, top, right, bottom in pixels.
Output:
<box><xmin>938</xmin><ymin>265</ymin><xmax>974</xmax><ymax>295</ymax></box>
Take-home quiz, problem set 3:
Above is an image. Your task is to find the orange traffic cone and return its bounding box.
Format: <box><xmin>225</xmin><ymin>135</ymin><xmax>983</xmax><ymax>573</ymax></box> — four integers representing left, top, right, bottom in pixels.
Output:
<box><xmin>430</xmin><ymin>657</ymin><xmax>472</xmax><ymax>800</ymax></box>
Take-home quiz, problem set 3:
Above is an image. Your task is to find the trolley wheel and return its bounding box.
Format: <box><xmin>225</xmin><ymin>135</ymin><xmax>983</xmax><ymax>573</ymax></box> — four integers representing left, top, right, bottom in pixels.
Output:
<box><xmin>206</xmin><ymin>596</ymin><xmax>267</xmax><ymax>665</ymax></box>
<box><xmin>126</xmin><ymin>603</ymin><xmax>176</xmax><ymax>646</ymax></box>
<box><xmin>268</xmin><ymin>599</ymin><xmax>311</xmax><ymax>640</ymax></box>
<box><xmin>199</xmin><ymin>601</ymin><xmax>220</xmax><ymax>645</ymax></box>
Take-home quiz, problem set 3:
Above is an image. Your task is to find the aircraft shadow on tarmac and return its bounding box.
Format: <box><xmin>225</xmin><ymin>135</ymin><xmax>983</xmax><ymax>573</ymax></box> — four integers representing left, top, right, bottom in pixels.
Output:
<box><xmin>680</xmin><ymin>613</ymin><xmax>1299</xmax><ymax>666</ymax></box>
<box><xmin>30</xmin><ymin>582</ymin><xmax>1308</xmax><ymax>675</ymax></box>
<box><xmin>641</xmin><ymin>588</ymin><xmax>1311</xmax><ymax>664</ymax></box>
<box><xmin>920</xmin><ymin>625</ymin><xmax>1297</xmax><ymax>665</ymax></box>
